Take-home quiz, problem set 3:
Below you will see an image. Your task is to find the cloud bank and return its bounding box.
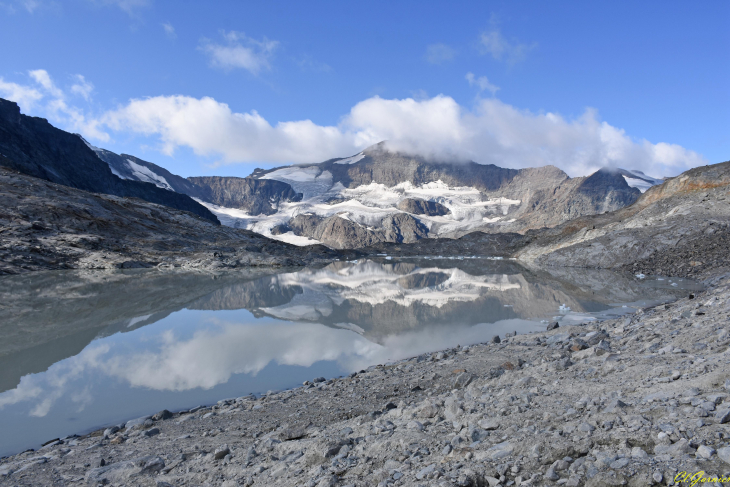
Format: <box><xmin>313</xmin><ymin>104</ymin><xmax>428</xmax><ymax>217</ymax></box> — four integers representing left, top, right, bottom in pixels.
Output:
<box><xmin>0</xmin><ymin>69</ymin><xmax>706</xmax><ymax>177</ymax></box>
<box><xmin>103</xmin><ymin>93</ymin><xmax>705</xmax><ymax>177</ymax></box>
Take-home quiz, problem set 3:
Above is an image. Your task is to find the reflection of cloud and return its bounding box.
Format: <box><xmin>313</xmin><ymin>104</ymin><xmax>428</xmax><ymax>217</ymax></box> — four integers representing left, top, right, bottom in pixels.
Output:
<box><xmin>0</xmin><ymin>309</ymin><xmax>542</xmax><ymax>418</ymax></box>
<box><xmin>0</xmin><ymin>344</ymin><xmax>110</xmax><ymax>417</ymax></box>
<box><xmin>100</xmin><ymin>321</ymin><xmax>381</xmax><ymax>391</ymax></box>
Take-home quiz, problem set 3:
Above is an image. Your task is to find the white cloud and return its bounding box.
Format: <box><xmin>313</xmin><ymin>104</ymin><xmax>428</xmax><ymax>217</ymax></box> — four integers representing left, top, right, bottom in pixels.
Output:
<box><xmin>465</xmin><ymin>72</ymin><xmax>499</xmax><ymax>96</ymax></box>
<box><xmin>199</xmin><ymin>30</ymin><xmax>278</xmax><ymax>75</ymax></box>
<box><xmin>101</xmin><ymin>92</ymin><xmax>706</xmax><ymax>177</ymax></box>
<box><xmin>425</xmin><ymin>43</ymin><xmax>456</xmax><ymax>64</ymax></box>
<box><xmin>162</xmin><ymin>21</ymin><xmax>176</xmax><ymax>39</ymax></box>
<box><xmin>102</xmin><ymin>95</ymin><xmax>357</xmax><ymax>163</ymax></box>
<box><xmin>29</xmin><ymin>69</ymin><xmax>64</xmax><ymax>98</ymax></box>
<box><xmin>0</xmin><ymin>77</ymin><xmax>43</xmax><ymax>109</ymax></box>
<box><xmin>70</xmin><ymin>74</ymin><xmax>94</xmax><ymax>100</ymax></box>
<box><xmin>86</xmin><ymin>0</ymin><xmax>151</xmax><ymax>16</ymax></box>
<box><xmin>478</xmin><ymin>20</ymin><xmax>535</xmax><ymax>65</ymax></box>
<box><xmin>0</xmin><ymin>70</ymin><xmax>108</xmax><ymax>142</ymax></box>
<box><xmin>20</xmin><ymin>0</ymin><xmax>38</xmax><ymax>12</ymax></box>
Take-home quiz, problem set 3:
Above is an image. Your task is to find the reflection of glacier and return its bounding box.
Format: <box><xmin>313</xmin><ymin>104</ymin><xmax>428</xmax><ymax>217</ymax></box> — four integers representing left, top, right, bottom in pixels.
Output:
<box><xmin>261</xmin><ymin>261</ymin><xmax>521</xmax><ymax>318</ymax></box>
<box><xmin>239</xmin><ymin>261</ymin><xmax>587</xmax><ymax>338</ymax></box>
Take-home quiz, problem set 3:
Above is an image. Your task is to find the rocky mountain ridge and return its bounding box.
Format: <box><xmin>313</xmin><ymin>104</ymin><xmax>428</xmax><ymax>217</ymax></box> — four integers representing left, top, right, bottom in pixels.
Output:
<box><xmin>210</xmin><ymin>143</ymin><xmax>645</xmax><ymax>248</ymax></box>
<box><xmin>0</xmin><ymin>98</ymin><xmax>219</xmax><ymax>224</ymax></box>
<box><xmin>88</xmin><ymin>145</ymin><xmax>304</xmax><ymax>217</ymax></box>
<box><xmin>82</xmin><ymin>132</ymin><xmax>653</xmax><ymax>250</ymax></box>
<box><xmin>513</xmin><ymin>160</ymin><xmax>730</xmax><ymax>277</ymax></box>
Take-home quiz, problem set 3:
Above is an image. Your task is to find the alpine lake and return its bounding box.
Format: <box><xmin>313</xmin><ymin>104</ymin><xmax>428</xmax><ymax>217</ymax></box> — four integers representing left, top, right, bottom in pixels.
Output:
<box><xmin>0</xmin><ymin>257</ymin><xmax>703</xmax><ymax>457</ymax></box>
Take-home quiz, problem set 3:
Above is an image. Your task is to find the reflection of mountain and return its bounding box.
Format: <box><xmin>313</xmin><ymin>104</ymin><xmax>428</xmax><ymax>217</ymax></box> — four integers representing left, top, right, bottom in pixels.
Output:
<box><xmin>0</xmin><ymin>268</ymin><xmax>285</xmax><ymax>391</ymax></box>
<box><xmin>0</xmin><ymin>260</ymin><xmax>684</xmax><ymax>394</ymax></box>
<box><xmin>189</xmin><ymin>260</ymin><xmax>682</xmax><ymax>342</ymax></box>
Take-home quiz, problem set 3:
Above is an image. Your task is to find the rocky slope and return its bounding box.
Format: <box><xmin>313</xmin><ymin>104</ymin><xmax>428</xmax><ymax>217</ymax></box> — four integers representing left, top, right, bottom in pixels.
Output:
<box><xmin>515</xmin><ymin>161</ymin><xmax>730</xmax><ymax>278</ymax></box>
<box><xmin>3</xmin><ymin>271</ymin><xmax>730</xmax><ymax>486</ymax></box>
<box><xmin>0</xmin><ymin>98</ymin><xmax>218</xmax><ymax>224</ymax></box>
<box><xmin>0</xmin><ymin>165</ymin><xmax>352</xmax><ymax>275</ymax></box>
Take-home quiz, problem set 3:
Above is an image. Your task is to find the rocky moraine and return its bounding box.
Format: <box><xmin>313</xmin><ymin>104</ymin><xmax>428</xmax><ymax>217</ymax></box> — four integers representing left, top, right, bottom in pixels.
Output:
<box><xmin>2</xmin><ymin>271</ymin><xmax>730</xmax><ymax>487</ymax></box>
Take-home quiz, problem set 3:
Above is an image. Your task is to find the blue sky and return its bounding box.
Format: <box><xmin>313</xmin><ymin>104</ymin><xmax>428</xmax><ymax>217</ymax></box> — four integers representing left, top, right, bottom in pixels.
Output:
<box><xmin>0</xmin><ymin>0</ymin><xmax>727</xmax><ymax>178</ymax></box>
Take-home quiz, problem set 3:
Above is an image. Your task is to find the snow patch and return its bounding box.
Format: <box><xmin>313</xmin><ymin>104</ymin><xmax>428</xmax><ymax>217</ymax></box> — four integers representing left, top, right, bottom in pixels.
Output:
<box><xmin>334</xmin><ymin>152</ymin><xmax>365</xmax><ymax>165</ymax></box>
<box><xmin>125</xmin><ymin>159</ymin><xmax>173</xmax><ymax>190</ymax></box>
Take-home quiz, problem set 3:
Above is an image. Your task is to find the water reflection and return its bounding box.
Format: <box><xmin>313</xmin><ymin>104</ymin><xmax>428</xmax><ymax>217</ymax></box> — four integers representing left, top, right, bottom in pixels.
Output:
<box><xmin>0</xmin><ymin>260</ymin><xmax>693</xmax><ymax>455</ymax></box>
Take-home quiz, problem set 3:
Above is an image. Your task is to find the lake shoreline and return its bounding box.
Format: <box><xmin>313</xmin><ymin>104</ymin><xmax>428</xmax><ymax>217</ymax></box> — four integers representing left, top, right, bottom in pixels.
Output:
<box><xmin>3</xmin><ymin>270</ymin><xmax>730</xmax><ymax>485</ymax></box>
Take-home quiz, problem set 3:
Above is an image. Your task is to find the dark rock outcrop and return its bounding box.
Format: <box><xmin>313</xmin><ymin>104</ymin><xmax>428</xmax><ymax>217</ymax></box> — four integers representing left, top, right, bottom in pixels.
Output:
<box><xmin>290</xmin><ymin>212</ymin><xmax>429</xmax><ymax>249</ymax></box>
<box><xmin>188</xmin><ymin>176</ymin><xmax>302</xmax><ymax>216</ymax></box>
<box><xmin>397</xmin><ymin>197</ymin><xmax>450</xmax><ymax>216</ymax></box>
<box><xmin>0</xmin><ymin>98</ymin><xmax>219</xmax><ymax>224</ymax></box>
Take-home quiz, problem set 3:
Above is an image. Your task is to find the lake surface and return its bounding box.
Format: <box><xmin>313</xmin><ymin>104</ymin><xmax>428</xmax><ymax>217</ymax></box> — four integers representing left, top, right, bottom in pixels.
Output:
<box><xmin>0</xmin><ymin>258</ymin><xmax>701</xmax><ymax>456</ymax></box>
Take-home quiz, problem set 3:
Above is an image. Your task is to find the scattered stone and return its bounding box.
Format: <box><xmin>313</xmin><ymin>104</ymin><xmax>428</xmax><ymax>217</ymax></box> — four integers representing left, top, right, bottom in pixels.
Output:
<box><xmin>453</xmin><ymin>372</ymin><xmax>475</xmax><ymax>389</ymax></box>
<box><xmin>696</xmin><ymin>445</ymin><xmax>715</xmax><ymax>459</ymax></box>
<box><xmin>214</xmin><ymin>445</ymin><xmax>230</xmax><ymax>460</ymax></box>
<box><xmin>151</xmin><ymin>409</ymin><xmax>173</xmax><ymax>421</ymax></box>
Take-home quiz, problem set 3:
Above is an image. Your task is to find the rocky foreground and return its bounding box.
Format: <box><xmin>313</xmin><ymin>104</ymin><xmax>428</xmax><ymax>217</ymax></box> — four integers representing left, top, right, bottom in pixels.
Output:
<box><xmin>2</xmin><ymin>273</ymin><xmax>730</xmax><ymax>486</ymax></box>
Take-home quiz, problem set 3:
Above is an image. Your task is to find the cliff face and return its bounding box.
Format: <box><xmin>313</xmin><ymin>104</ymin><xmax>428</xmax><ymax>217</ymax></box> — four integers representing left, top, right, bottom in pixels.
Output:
<box><xmin>188</xmin><ymin>176</ymin><xmax>302</xmax><ymax>216</ymax></box>
<box><xmin>0</xmin><ymin>98</ymin><xmax>219</xmax><ymax>224</ymax></box>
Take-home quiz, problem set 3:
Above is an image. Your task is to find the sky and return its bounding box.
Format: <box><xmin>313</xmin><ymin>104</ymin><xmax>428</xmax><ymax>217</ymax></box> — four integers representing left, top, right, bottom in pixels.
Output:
<box><xmin>0</xmin><ymin>0</ymin><xmax>727</xmax><ymax>179</ymax></box>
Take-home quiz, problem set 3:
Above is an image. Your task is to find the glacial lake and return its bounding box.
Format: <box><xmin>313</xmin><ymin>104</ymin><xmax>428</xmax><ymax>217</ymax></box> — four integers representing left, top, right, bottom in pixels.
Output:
<box><xmin>0</xmin><ymin>258</ymin><xmax>702</xmax><ymax>456</ymax></box>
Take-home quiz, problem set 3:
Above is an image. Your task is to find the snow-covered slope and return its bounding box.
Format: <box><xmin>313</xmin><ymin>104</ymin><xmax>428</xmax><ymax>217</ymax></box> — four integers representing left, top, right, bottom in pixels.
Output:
<box><xmin>616</xmin><ymin>168</ymin><xmax>664</xmax><ymax>193</ymax></box>
<box><xmin>203</xmin><ymin>170</ymin><xmax>523</xmax><ymax>246</ymax></box>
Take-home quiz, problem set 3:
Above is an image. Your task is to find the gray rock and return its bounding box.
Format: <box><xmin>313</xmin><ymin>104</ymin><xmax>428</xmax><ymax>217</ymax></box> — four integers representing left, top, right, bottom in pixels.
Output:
<box><xmin>280</xmin><ymin>427</ymin><xmax>307</xmax><ymax>441</ymax></box>
<box><xmin>477</xmin><ymin>418</ymin><xmax>500</xmax><ymax>433</ymax></box>
<box><xmin>716</xmin><ymin>409</ymin><xmax>730</xmax><ymax>424</ymax></box>
<box><xmin>143</xmin><ymin>428</ymin><xmax>159</xmax><ymax>437</ymax></box>
<box><xmin>124</xmin><ymin>415</ymin><xmax>152</xmax><ymax>430</ymax></box>
<box><xmin>86</xmin><ymin>456</ymin><xmax>165</xmax><ymax>484</ymax></box>
<box><xmin>631</xmin><ymin>447</ymin><xmax>648</xmax><ymax>459</ymax></box>
<box><xmin>454</xmin><ymin>372</ymin><xmax>475</xmax><ymax>389</ymax></box>
<box><xmin>696</xmin><ymin>445</ymin><xmax>715</xmax><ymax>459</ymax></box>
<box><xmin>718</xmin><ymin>447</ymin><xmax>730</xmax><ymax>465</ymax></box>
<box><xmin>578</xmin><ymin>423</ymin><xmax>595</xmax><ymax>432</ymax></box>
<box><xmin>416</xmin><ymin>463</ymin><xmax>436</xmax><ymax>480</ymax></box>
<box><xmin>397</xmin><ymin>198</ymin><xmax>450</xmax><ymax>216</ymax></box>
<box><xmin>151</xmin><ymin>409</ymin><xmax>172</xmax><ymax>421</ymax></box>
<box><xmin>214</xmin><ymin>445</ymin><xmax>230</xmax><ymax>460</ymax></box>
